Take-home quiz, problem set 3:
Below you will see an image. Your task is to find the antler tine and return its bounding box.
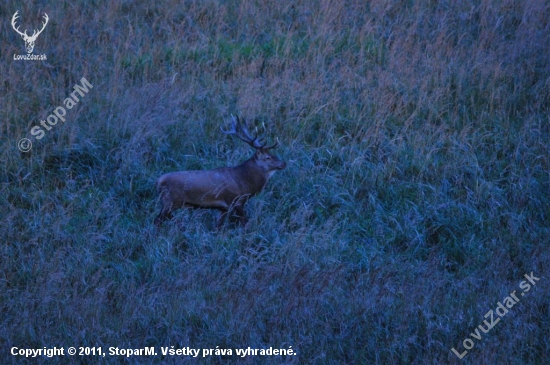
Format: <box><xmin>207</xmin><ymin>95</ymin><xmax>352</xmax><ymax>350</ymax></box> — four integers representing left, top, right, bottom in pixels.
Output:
<box><xmin>256</xmin><ymin>122</ymin><xmax>272</xmax><ymax>148</ymax></box>
<box><xmin>263</xmin><ymin>138</ymin><xmax>279</xmax><ymax>150</ymax></box>
<box><xmin>235</xmin><ymin>116</ymin><xmax>257</xmax><ymax>142</ymax></box>
<box><xmin>33</xmin><ymin>13</ymin><xmax>49</xmax><ymax>38</ymax></box>
<box><xmin>234</xmin><ymin>116</ymin><xmax>264</xmax><ymax>149</ymax></box>
<box><xmin>221</xmin><ymin>115</ymin><xmax>258</xmax><ymax>147</ymax></box>
<box><xmin>221</xmin><ymin>114</ymin><xmax>238</xmax><ymax>135</ymax></box>
<box><xmin>11</xmin><ymin>11</ymin><xmax>28</xmax><ymax>37</ymax></box>
<box><xmin>222</xmin><ymin>115</ymin><xmax>274</xmax><ymax>149</ymax></box>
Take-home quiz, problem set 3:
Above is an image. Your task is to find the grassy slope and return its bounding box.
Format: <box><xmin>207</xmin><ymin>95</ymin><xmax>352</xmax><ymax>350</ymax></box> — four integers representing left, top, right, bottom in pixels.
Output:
<box><xmin>1</xmin><ymin>0</ymin><xmax>549</xmax><ymax>363</ymax></box>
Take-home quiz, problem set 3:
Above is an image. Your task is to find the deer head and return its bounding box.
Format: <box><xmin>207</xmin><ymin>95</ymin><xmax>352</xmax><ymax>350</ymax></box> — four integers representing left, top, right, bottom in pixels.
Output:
<box><xmin>12</xmin><ymin>11</ymin><xmax>49</xmax><ymax>53</ymax></box>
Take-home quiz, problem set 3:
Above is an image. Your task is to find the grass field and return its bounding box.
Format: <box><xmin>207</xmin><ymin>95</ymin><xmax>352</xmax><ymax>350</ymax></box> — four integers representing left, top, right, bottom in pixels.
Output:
<box><xmin>1</xmin><ymin>0</ymin><xmax>549</xmax><ymax>363</ymax></box>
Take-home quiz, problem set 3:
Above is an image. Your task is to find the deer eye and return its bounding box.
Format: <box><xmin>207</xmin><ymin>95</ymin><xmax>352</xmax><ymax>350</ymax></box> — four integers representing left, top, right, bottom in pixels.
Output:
<box><xmin>266</xmin><ymin>156</ymin><xmax>271</xmax><ymax>160</ymax></box>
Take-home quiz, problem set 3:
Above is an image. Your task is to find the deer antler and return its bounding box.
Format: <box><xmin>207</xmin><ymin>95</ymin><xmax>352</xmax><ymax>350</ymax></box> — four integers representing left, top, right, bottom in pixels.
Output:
<box><xmin>262</xmin><ymin>138</ymin><xmax>279</xmax><ymax>150</ymax></box>
<box><xmin>30</xmin><ymin>13</ymin><xmax>49</xmax><ymax>40</ymax></box>
<box><xmin>222</xmin><ymin>115</ymin><xmax>269</xmax><ymax>149</ymax></box>
<box><xmin>11</xmin><ymin>11</ymin><xmax>48</xmax><ymax>41</ymax></box>
<box><xmin>11</xmin><ymin>11</ymin><xmax>28</xmax><ymax>38</ymax></box>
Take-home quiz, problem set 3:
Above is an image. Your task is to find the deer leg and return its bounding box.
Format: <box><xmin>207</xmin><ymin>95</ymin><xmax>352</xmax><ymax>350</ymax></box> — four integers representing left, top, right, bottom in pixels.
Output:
<box><xmin>154</xmin><ymin>208</ymin><xmax>173</xmax><ymax>227</ymax></box>
<box><xmin>217</xmin><ymin>209</ymin><xmax>229</xmax><ymax>229</ymax></box>
<box><xmin>154</xmin><ymin>191</ymin><xmax>176</xmax><ymax>227</ymax></box>
<box><xmin>234</xmin><ymin>205</ymin><xmax>248</xmax><ymax>226</ymax></box>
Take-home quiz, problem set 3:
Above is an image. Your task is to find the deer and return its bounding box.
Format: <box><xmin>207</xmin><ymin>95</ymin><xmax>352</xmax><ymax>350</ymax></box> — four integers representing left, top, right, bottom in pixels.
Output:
<box><xmin>154</xmin><ymin>116</ymin><xmax>286</xmax><ymax>229</ymax></box>
<box><xmin>11</xmin><ymin>11</ymin><xmax>49</xmax><ymax>54</ymax></box>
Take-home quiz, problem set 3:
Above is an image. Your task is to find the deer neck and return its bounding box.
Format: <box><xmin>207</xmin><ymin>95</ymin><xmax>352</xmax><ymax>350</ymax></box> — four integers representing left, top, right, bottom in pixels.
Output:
<box><xmin>236</xmin><ymin>157</ymin><xmax>268</xmax><ymax>194</ymax></box>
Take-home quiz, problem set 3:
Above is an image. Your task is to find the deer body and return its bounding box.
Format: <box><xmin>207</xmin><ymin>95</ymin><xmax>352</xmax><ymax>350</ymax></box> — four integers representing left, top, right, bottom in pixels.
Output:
<box><xmin>155</xmin><ymin>117</ymin><xmax>286</xmax><ymax>228</ymax></box>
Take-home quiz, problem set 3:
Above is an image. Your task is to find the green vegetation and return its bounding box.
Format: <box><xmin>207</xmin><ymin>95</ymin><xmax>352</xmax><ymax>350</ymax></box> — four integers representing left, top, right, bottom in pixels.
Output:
<box><xmin>1</xmin><ymin>0</ymin><xmax>549</xmax><ymax>363</ymax></box>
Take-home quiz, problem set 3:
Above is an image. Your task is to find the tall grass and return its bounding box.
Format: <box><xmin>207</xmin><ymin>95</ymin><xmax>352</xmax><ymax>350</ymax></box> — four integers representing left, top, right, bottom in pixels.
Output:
<box><xmin>1</xmin><ymin>0</ymin><xmax>549</xmax><ymax>363</ymax></box>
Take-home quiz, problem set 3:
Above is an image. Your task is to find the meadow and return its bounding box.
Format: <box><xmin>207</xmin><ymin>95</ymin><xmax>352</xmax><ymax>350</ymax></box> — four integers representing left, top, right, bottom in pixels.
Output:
<box><xmin>1</xmin><ymin>0</ymin><xmax>549</xmax><ymax>363</ymax></box>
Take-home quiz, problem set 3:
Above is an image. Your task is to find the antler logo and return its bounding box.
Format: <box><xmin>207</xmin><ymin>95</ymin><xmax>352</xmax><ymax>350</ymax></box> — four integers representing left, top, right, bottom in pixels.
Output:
<box><xmin>11</xmin><ymin>11</ymin><xmax>49</xmax><ymax>54</ymax></box>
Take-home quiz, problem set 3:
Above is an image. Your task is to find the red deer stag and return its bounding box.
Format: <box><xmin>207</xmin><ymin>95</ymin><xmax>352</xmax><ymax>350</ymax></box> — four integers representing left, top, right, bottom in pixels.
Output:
<box><xmin>154</xmin><ymin>116</ymin><xmax>286</xmax><ymax>228</ymax></box>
